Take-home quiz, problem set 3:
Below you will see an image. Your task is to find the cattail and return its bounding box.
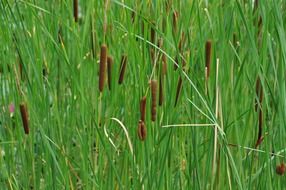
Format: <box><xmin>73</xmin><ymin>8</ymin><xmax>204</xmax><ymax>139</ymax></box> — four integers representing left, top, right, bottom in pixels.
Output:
<box><xmin>276</xmin><ymin>163</ymin><xmax>285</xmax><ymax>176</ymax></box>
<box><xmin>73</xmin><ymin>0</ymin><xmax>78</xmax><ymax>23</ymax></box>
<box><xmin>107</xmin><ymin>56</ymin><xmax>113</xmax><ymax>90</ymax></box>
<box><xmin>205</xmin><ymin>40</ymin><xmax>212</xmax><ymax>79</ymax></box>
<box><xmin>150</xmin><ymin>80</ymin><xmax>157</xmax><ymax>121</ymax></box>
<box><xmin>118</xmin><ymin>55</ymin><xmax>127</xmax><ymax>84</ymax></box>
<box><xmin>99</xmin><ymin>44</ymin><xmax>107</xmax><ymax>92</ymax></box>
<box><xmin>131</xmin><ymin>11</ymin><xmax>135</xmax><ymax>23</ymax></box>
<box><xmin>162</xmin><ymin>54</ymin><xmax>167</xmax><ymax>75</ymax></box>
<box><xmin>150</xmin><ymin>23</ymin><xmax>156</xmax><ymax>45</ymax></box>
<box><xmin>140</xmin><ymin>96</ymin><xmax>147</xmax><ymax>122</ymax></box>
<box><xmin>137</xmin><ymin>120</ymin><xmax>147</xmax><ymax>141</ymax></box>
<box><xmin>172</xmin><ymin>11</ymin><xmax>178</xmax><ymax>33</ymax></box>
<box><xmin>159</xmin><ymin>75</ymin><xmax>164</xmax><ymax>106</ymax></box>
<box><xmin>255</xmin><ymin>77</ymin><xmax>263</xmax><ymax>111</ymax></box>
<box><xmin>174</xmin><ymin>56</ymin><xmax>179</xmax><ymax>70</ymax></box>
<box><xmin>20</xmin><ymin>103</ymin><xmax>29</xmax><ymax>134</ymax></box>
<box><xmin>178</xmin><ymin>32</ymin><xmax>185</xmax><ymax>51</ymax></box>
<box><xmin>150</xmin><ymin>48</ymin><xmax>155</xmax><ymax>64</ymax></box>
<box><xmin>175</xmin><ymin>76</ymin><xmax>183</xmax><ymax>107</ymax></box>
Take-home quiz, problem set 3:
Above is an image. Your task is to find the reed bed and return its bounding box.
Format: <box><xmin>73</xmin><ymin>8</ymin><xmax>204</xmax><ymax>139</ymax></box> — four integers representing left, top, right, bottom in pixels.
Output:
<box><xmin>0</xmin><ymin>1</ymin><xmax>285</xmax><ymax>189</ymax></box>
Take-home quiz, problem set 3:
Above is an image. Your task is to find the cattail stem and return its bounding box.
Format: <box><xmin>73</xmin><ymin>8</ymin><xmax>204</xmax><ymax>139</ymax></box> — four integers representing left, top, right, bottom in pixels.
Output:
<box><xmin>255</xmin><ymin>77</ymin><xmax>263</xmax><ymax>111</ymax></box>
<box><xmin>90</xmin><ymin>20</ymin><xmax>96</xmax><ymax>59</ymax></box>
<box><xmin>99</xmin><ymin>44</ymin><xmax>107</xmax><ymax>92</ymax></box>
<box><xmin>140</xmin><ymin>96</ymin><xmax>147</xmax><ymax>122</ymax></box>
<box><xmin>73</xmin><ymin>0</ymin><xmax>78</xmax><ymax>23</ymax></box>
<box><xmin>20</xmin><ymin>103</ymin><xmax>29</xmax><ymax>134</ymax></box>
<box><xmin>205</xmin><ymin>40</ymin><xmax>212</xmax><ymax>79</ymax></box>
<box><xmin>174</xmin><ymin>76</ymin><xmax>183</xmax><ymax>107</ymax></box>
<box><xmin>107</xmin><ymin>56</ymin><xmax>113</xmax><ymax>90</ymax></box>
<box><xmin>118</xmin><ymin>55</ymin><xmax>127</xmax><ymax>84</ymax></box>
<box><xmin>159</xmin><ymin>75</ymin><xmax>164</xmax><ymax>106</ymax></box>
<box><xmin>150</xmin><ymin>80</ymin><xmax>157</xmax><ymax>122</ymax></box>
<box><xmin>254</xmin><ymin>77</ymin><xmax>264</xmax><ymax>148</ymax></box>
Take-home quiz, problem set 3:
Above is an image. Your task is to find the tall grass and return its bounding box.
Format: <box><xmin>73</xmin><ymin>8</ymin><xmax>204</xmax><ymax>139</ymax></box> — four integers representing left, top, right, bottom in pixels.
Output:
<box><xmin>0</xmin><ymin>0</ymin><xmax>286</xmax><ymax>189</ymax></box>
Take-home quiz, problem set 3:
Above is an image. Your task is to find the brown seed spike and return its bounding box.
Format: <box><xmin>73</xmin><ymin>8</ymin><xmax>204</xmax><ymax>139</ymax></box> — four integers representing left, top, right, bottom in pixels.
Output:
<box><xmin>276</xmin><ymin>163</ymin><xmax>285</xmax><ymax>176</ymax></box>
<box><xmin>140</xmin><ymin>96</ymin><xmax>147</xmax><ymax>122</ymax></box>
<box><xmin>172</xmin><ymin>11</ymin><xmax>178</xmax><ymax>34</ymax></box>
<box><xmin>118</xmin><ymin>55</ymin><xmax>127</xmax><ymax>84</ymax></box>
<box><xmin>99</xmin><ymin>44</ymin><xmax>107</xmax><ymax>92</ymax></box>
<box><xmin>138</xmin><ymin>120</ymin><xmax>147</xmax><ymax>141</ymax></box>
<box><xmin>150</xmin><ymin>24</ymin><xmax>156</xmax><ymax>45</ymax></box>
<box><xmin>73</xmin><ymin>0</ymin><xmax>78</xmax><ymax>23</ymax></box>
<box><xmin>150</xmin><ymin>80</ymin><xmax>157</xmax><ymax>122</ymax></box>
<box><xmin>162</xmin><ymin>54</ymin><xmax>167</xmax><ymax>75</ymax></box>
<box><xmin>107</xmin><ymin>56</ymin><xmax>113</xmax><ymax>90</ymax></box>
<box><xmin>205</xmin><ymin>40</ymin><xmax>212</xmax><ymax>79</ymax></box>
<box><xmin>20</xmin><ymin>103</ymin><xmax>29</xmax><ymax>134</ymax></box>
<box><xmin>175</xmin><ymin>76</ymin><xmax>183</xmax><ymax>107</ymax></box>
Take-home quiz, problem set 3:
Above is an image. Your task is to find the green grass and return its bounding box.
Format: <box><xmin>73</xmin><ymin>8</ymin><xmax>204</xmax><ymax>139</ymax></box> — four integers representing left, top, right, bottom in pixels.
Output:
<box><xmin>0</xmin><ymin>0</ymin><xmax>286</xmax><ymax>189</ymax></box>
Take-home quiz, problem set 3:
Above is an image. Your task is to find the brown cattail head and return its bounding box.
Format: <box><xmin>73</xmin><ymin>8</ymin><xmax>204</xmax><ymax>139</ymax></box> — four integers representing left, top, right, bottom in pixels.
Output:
<box><xmin>107</xmin><ymin>56</ymin><xmax>113</xmax><ymax>90</ymax></box>
<box><xmin>159</xmin><ymin>75</ymin><xmax>164</xmax><ymax>106</ymax></box>
<box><xmin>276</xmin><ymin>163</ymin><xmax>285</xmax><ymax>176</ymax></box>
<box><xmin>172</xmin><ymin>11</ymin><xmax>179</xmax><ymax>34</ymax></box>
<box><xmin>99</xmin><ymin>44</ymin><xmax>107</xmax><ymax>92</ymax></box>
<box><xmin>118</xmin><ymin>55</ymin><xmax>127</xmax><ymax>84</ymax></box>
<box><xmin>140</xmin><ymin>96</ymin><xmax>147</xmax><ymax>122</ymax></box>
<box><xmin>20</xmin><ymin>103</ymin><xmax>29</xmax><ymax>134</ymax></box>
<box><xmin>150</xmin><ymin>80</ymin><xmax>157</xmax><ymax>122</ymax></box>
<box><xmin>175</xmin><ymin>76</ymin><xmax>183</xmax><ymax>107</ymax></box>
<box><xmin>162</xmin><ymin>54</ymin><xmax>167</xmax><ymax>75</ymax></box>
<box><xmin>178</xmin><ymin>32</ymin><xmax>185</xmax><ymax>51</ymax></box>
<box><xmin>73</xmin><ymin>0</ymin><xmax>78</xmax><ymax>23</ymax></box>
<box><xmin>205</xmin><ymin>40</ymin><xmax>212</xmax><ymax>78</ymax></box>
<box><xmin>138</xmin><ymin>120</ymin><xmax>147</xmax><ymax>141</ymax></box>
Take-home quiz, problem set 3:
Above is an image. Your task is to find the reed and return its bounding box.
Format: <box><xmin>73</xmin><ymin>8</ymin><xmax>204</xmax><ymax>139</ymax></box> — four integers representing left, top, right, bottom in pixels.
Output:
<box><xmin>174</xmin><ymin>76</ymin><xmax>182</xmax><ymax>107</ymax></box>
<box><xmin>162</xmin><ymin>54</ymin><xmax>167</xmax><ymax>75</ymax></box>
<box><xmin>254</xmin><ymin>77</ymin><xmax>264</xmax><ymax>148</ymax></box>
<box><xmin>99</xmin><ymin>44</ymin><xmax>107</xmax><ymax>92</ymax></box>
<box><xmin>205</xmin><ymin>40</ymin><xmax>212</xmax><ymax>79</ymax></box>
<box><xmin>150</xmin><ymin>80</ymin><xmax>157</xmax><ymax>121</ymax></box>
<box><xmin>118</xmin><ymin>55</ymin><xmax>127</xmax><ymax>84</ymax></box>
<box><xmin>276</xmin><ymin>163</ymin><xmax>285</xmax><ymax>176</ymax></box>
<box><xmin>73</xmin><ymin>0</ymin><xmax>78</xmax><ymax>23</ymax></box>
<box><xmin>137</xmin><ymin>120</ymin><xmax>147</xmax><ymax>141</ymax></box>
<box><xmin>172</xmin><ymin>11</ymin><xmax>178</xmax><ymax>34</ymax></box>
<box><xmin>140</xmin><ymin>96</ymin><xmax>147</xmax><ymax>122</ymax></box>
<box><xmin>107</xmin><ymin>56</ymin><xmax>113</xmax><ymax>90</ymax></box>
<box><xmin>20</xmin><ymin>103</ymin><xmax>29</xmax><ymax>134</ymax></box>
<box><xmin>151</xmin><ymin>23</ymin><xmax>156</xmax><ymax>45</ymax></box>
<box><xmin>159</xmin><ymin>75</ymin><xmax>164</xmax><ymax>106</ymax></box>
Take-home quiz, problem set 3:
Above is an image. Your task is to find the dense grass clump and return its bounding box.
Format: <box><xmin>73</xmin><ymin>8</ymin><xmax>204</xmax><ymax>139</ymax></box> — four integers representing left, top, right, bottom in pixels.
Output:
<box><xmin>1</xmin><ymin>0</ymin><xmax>286</xmax><ymax>189</ymax></box>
